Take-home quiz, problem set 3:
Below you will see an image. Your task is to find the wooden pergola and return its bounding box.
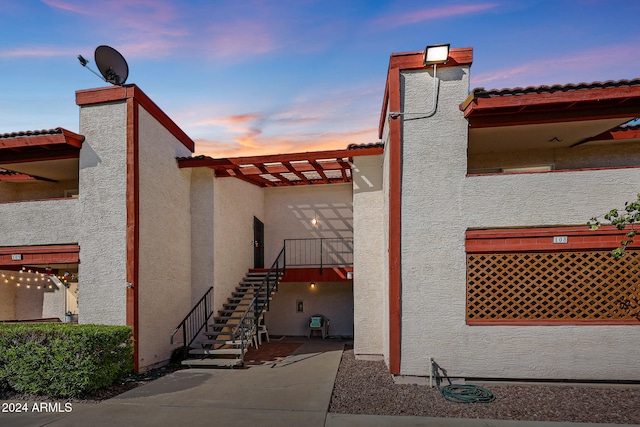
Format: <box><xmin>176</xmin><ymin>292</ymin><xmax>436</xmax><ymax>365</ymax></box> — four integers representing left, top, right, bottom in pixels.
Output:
<box><xmin>177</xmin><ymin>145</ymin><xmax>383</xmax><ymax>187</ymax></box>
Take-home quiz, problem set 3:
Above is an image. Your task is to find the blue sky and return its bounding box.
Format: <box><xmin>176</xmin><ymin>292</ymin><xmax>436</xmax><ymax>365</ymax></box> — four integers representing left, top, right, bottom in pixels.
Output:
<box><xmin>1</xmin><ymin>0</ymin><xmax>639</xmax><ymax>157</ymax></box>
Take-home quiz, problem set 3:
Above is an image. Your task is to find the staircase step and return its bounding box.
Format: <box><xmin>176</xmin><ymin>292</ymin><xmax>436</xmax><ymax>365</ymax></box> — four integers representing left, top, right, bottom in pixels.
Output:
<box><xmin>180</xmin><ymin>265</ymin><xmax>281</xmax><ymax>371</ymax></box>
<box><xmin>228</xmin><ymin>295</ymin><xmax>268</xmax><ymax>301</ymax></box>
<box><xmin>200</xmin><ymin>339</ymin><xmax>245</xmax><ymax>346</ymax></box>
<box><xmin>223</xmin><ymin>303</ymin><xmax>250</xmax><ymax>309</ymax></box>
<box><xmin>182</xmin><ymin>358</ymin><xmax>242</xmax><ymax>367</ymax></box>
<box><xmin>205</xmin><ymin>331</ymin><xmax>234</xmax><ymax>338</ymax></box>
<box><xmin>189</xmin><ymin>348</ymin><xmax>245</xmax><ymax>355</ymax></box>
<box><xmin>214</xmin><ymin>315</ymin><xmax>244</xmax><ymax>321</ymax></box>
<box><xmin>232</xmin><ymin>291</ymin><xmax>267</xmax><ymax>298</ymax></box>
<box><xmin>208</xmin><ymin>323</ymin><xmax>237</xmax><ymax>329</ymax></box>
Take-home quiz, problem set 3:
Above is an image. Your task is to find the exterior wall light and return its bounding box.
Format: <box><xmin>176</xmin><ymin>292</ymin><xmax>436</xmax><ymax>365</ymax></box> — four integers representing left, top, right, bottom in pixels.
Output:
<box><xmin>390</xmin><ymin>43</ymin><xmax>450</xmax><ymax>120</ymax></box>
<box><xmin>423</xmin><ymin>44</ymin><xmax>450</xmax><ymax>66</ymax></box>
<box><xmin>310</xmin><ymin>282</ymin><xmax>316</xmax><ymax>289</ymax></box>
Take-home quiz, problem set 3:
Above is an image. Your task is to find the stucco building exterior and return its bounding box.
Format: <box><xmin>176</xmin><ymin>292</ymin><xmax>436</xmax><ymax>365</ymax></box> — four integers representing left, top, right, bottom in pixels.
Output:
<box><xmin>1</xmin><ymin>46</ymin><xmax>640</xmax><ymax>380</ymax></box>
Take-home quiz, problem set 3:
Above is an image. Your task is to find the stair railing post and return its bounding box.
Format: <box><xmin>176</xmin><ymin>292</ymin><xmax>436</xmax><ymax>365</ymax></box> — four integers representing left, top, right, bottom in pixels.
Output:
<box><xmin>182</xmin><ymin>325</ymin><xmax>187</xmax><ymax>357</ymax></box>
<box><xmin>204</xmin><ymin>296</ymin><xmax>208</xmax><ymax>333</ymax></box>
<box><xmin>254</xmin><ymin>286</ymin><xmax>259</xmax><ymax>337</ymax></box>
<box><xmin>320</xmin><ymin>238</ymin><xmax>324</xmax><ymax>274</ymax></box>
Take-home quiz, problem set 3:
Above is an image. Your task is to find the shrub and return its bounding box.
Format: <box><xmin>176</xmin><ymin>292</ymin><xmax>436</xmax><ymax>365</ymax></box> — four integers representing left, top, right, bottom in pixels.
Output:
<box><xmin>0</xmin><ymin>323</ymin><xmax>133</xmax><ymax>397</ymax></box>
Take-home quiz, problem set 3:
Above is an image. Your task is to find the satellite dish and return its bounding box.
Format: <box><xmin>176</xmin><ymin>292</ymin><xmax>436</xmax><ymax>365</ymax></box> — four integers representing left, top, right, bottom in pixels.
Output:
<box><xmin>94</xmin><ymin>45</ymin><xmax>129</xmax><ymax>86</ymax></box>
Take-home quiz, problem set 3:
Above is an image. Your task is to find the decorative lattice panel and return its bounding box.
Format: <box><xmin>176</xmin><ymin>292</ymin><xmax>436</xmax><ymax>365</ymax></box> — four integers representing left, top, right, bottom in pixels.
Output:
<box><xmin>466</xmin><ymin>251</ymin><xmax>640</xmax><ymax>322</ymax></box>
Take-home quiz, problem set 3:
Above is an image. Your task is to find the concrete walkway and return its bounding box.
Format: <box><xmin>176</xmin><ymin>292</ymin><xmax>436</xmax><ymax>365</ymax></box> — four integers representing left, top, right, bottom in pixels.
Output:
<box><xmin>1</xmin><ymin>340</ymin><xmax>639</xmax><ymax>427</ymax></box>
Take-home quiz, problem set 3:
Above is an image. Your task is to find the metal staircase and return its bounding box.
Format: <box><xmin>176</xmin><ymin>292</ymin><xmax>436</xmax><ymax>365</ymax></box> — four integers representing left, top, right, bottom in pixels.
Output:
<box><xmin>179</xmin><ymin>248</ymin><xmax>285</xmax><ymax>368</ymax></box>
<box><xmin>171</xmin><ymin>238</ymin><xmax>352</xmax><ymax>368</ymax></box>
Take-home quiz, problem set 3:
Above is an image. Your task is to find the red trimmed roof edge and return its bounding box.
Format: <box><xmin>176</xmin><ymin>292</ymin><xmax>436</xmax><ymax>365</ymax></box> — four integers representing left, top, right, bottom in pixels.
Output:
<box><xmin>177</xmin><ymin>146</ymin><xmax>383</xmax><ymax>167</ymax></box>
<box><xmin>76</xmin><ymin>84</ymin><xmax>195</xmax><ymax>153</ymax></box>
<box><xmin>0</xmin><ymin>127</ymin><xmax>84</xmax><ymax>144</ymax></box>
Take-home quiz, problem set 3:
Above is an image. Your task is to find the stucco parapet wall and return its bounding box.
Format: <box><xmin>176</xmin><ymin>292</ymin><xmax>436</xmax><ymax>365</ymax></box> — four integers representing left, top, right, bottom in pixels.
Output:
<box><xmin>378</xmin><ymin>47</ymin><xmax>473</xmax><ymax>139</ymax></box>
<box><xmin>76</xmin><ymin>85</ymin><xmax>194</xmax><ymax>153</ymax></box>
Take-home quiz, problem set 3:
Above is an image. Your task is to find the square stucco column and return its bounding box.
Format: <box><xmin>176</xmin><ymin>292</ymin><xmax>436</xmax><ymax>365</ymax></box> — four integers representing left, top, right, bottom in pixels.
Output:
<box><xmin>352</xmin><ymin>154</ymin><xmax>385</xmax><ymax>358</ymax></box>
<box><xmin>399</xmin><ymin>65</ymin><xmax>470</xmax><ymax>376</ymax></box>
<box><xmin>77</xmin><ymin>101</ymin><xmax>129</xmax><ymax>326</ymax></box>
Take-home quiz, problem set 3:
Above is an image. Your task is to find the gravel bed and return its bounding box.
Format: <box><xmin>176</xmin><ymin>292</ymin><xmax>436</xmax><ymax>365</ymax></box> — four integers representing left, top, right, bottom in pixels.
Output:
<box><xmin>329</xmin><ymin>349</ymin><xmax>640</xmax><ymax>424</ymax></box>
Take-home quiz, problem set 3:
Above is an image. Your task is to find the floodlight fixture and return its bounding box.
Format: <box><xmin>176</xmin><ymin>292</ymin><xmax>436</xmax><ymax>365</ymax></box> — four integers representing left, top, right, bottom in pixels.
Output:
<box><xmin>423</xmin><ymin>44</ymin><xmax>450</xmax><ymax>66</ymax></box>
<box><xmin>389</xmin><ymin>43</ymin><xmax>451</xmax><ymax>120</ymax></box>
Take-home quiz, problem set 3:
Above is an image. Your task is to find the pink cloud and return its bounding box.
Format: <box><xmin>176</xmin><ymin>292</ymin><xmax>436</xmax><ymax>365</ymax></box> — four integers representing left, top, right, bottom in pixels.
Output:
<box><xmin>41</xmin><ymin>0</ymin><xmax>92</xmax><ymax>15</ymax></box>
<box><xmin>194</xmin><ymin>127</ymin><xmax>377</xmax><ymax>158</ymax></box>
<box><xmin>204</xmin><ymin>20</ymin><xmax>279</xmax><ymax>59</ymax></box>
<box><xmin>374</xmin><ymin>3</ymin><xmax>499</xmax><ymax>29</ymax></box>
<box><xmin>0</xmin><ymin>46</ymin><xmax>80</xmax><ymax>58</ymax></box>
<box><xmin>40</xmin><ymin>0</ymin><xmax>188</xmax><ymax>58</ymax></box>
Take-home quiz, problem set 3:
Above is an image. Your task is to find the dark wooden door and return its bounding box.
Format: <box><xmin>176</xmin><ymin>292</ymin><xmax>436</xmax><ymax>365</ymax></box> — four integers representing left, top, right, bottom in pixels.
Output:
<box><xmin>253</xmin><ymin>217</ymin><xmax>264</xmax><ymax>268</ymax></box>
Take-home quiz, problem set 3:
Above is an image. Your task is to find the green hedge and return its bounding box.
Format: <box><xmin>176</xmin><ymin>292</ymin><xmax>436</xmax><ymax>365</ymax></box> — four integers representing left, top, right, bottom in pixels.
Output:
<box><xmin>0</xmin><ymin>324</ymin><xmax>133</xmax><ymax>397</ymax></box>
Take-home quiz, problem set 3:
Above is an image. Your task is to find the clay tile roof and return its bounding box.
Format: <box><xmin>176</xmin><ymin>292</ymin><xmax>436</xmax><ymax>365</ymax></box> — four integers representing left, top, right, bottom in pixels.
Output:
<box><xmin>0</xmin><ymin>127</ymin><xmax>84</xmax><ymax>163</ymax></box>
<box><xmin>461</xmin><ymin>78</ymin><xmax>640</xmax><ymax>127</ymax></box>
<box><xmin>471</xmin><ymin>78</ymin><xmax>640</xmax><ymax>99</ymax></box>
<box><xmin>347</xmin><ymin>142</ymin><xmax>384</xmax><ymax>150</ymax></box>
<box><xmin>618</xmin><ymin>122</ymin><xmax>640</xmax><ymax>131</ymax></box>
<box><xmin>176</xmin><ymin>154</ymin><xmax>208</xmax><ymax>162</ymax></box>
<box><xmin>0</xmin><ymin>127</ymin><xmax>65</xmax><ymax>139</ymax></box>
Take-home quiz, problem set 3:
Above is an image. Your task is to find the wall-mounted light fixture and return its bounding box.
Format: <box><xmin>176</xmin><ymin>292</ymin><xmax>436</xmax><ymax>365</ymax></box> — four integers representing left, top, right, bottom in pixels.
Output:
<box><xmin>423</xmin><ymin>43</ymin><xmax>450</xmax><ymax>66</ymax></box>
<box><xmin>389</xmin><ymin>43</ymin><xmax>450</xmax><ymax>120</ymax></box>
<box><xmin>310</xmin><ymin>282</ymin><xmax>316</xmax><ymax>289</ymax></box>
<box><xmin>311</xmin><ymin>212</ymin><xmax>319</xmax><ymax>227</ymax></box>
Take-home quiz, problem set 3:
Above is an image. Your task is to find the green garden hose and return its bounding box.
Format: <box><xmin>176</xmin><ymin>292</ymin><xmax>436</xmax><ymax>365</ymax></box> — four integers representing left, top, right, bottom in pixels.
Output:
<box><xmin>431</xmin><ymin>360</ymin><xmax>495</xmax><ymax>404</ymax></box>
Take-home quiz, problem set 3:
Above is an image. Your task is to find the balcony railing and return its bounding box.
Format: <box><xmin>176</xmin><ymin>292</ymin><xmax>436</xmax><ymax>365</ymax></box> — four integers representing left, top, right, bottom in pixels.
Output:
<box><xmin>284</xmin><ymin>238</ymin><xmax>353</xmax><ymax>271</ymax></box>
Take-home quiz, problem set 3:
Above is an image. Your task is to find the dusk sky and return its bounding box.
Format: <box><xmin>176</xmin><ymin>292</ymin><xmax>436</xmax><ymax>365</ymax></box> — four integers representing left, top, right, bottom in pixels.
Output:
<box><xmin>1</xmin><ymin>0</ymin><xmax>639</xmax><ymax>157</ymax></box>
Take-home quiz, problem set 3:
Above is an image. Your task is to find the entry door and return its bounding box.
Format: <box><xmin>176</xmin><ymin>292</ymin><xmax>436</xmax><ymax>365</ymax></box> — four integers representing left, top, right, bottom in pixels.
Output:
<box><xmin>253</xmin><ymin>217</ymin><xmax>264</xmax><ymax>268</ymax></box>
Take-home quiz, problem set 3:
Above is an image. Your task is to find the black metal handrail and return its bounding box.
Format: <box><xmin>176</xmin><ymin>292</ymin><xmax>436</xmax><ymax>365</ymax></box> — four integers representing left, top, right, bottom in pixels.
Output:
<box><xmin>170</xmin><ymin>286</ymin><xmax>213</xmax><ymax>349</ymax></box>
<box><xmin>284</xmin><ymin>238</ymin><xmax>353</xmax><ymax>270</ymax></box>
<box><xmin>231</xmin><ymin>247</ymin><xmax>286</xmax><ymax>363</ymax></box>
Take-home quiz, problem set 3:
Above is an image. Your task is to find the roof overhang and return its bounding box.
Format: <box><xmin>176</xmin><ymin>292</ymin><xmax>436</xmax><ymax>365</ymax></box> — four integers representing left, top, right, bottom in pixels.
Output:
<box><xmin>0</xmin><ymin>128</ymin><xmax>84</xmax><ymax>163</ymax></box>
<box><xmin>178</xmin><ymin>146</ymin><xmax>383</xmax><ymax>187</ymax></box>
<box><xmin>462</xmin><ymin>80</ymin><xmax>640</xmax><ymax>154</ymax></box>
<box><xmin>0</xmin><ymin>128</ymin><xmax>84</xmax><ymax>181</ymax></box>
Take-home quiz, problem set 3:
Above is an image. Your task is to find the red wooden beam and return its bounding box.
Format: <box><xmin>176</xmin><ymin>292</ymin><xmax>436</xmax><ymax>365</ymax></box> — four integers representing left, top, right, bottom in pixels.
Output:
<box><xmin>283</xmin><ymin>161</ymin><xmax>311</xmax><ymax>184</ymax></box>
<box><xmin>309</xmin><ymin>160</ymin><xmax>329</xmax><ymax>184</ymax></box>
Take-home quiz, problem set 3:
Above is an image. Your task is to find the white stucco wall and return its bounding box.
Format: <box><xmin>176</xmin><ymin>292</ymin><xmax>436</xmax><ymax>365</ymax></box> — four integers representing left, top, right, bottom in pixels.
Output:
<box><xmin>0</xmin><ymin>179</ymin><xmax>77</xmax><ymax>203</ymax></box>
<box><xmin>266</xmin><ymin>281</ymin><xmax>354</xmax><ymax>336</ymax></box>
<box><xmin>41</xmin><ymin>286</ymin><xmax>65</xmax><ymax>319</ymax></box>
<box><xmin>0</xmin><ymin>198</ymin><xmax>80</xmax><ymax>245</ymax></box>
<box><xmin>263</xmin><ymin>184</ymin><xmax>353</xmax><ymax>266</ymax></box>
<box><xmin>77</xmin><ymin>101</ymin><xmax>128</xmax><ymax>326</ymax></box>
<box><xmin>469</xmin><ymin>140</ymin><xmax>640</xmax><ymax>172</ymax></box>
<box><xmin>0</xmin><ymin>281</ymin><xmax>16</xmax><ymax>319</ymax></box>
<box><xmin>397</xmin><ymin>65</ymin><xmax>640</xmax><ymax>381</ymax></box>
<box><xmin>190</xmin><ymin>168</ymin><xmax>215</xmax><ymax>305</ymax></box>
<box><xmin>137</xmin><ymin>106</ymin><xmax>193</xmax><ymax>369</ymax></box>
<box><xmin>352</xmin><ymin>155</ymin><xmax>385</xmax><ymax>358</ymax></box>
<box><xmin>0</xmin><ymin>182</ymin><xmax>17</xmax><ymax>201</ymax></box>
<box><xmin>212</xmin><ymin>177</ymin><xmax>264</xmax><ymax>316</ymax></box>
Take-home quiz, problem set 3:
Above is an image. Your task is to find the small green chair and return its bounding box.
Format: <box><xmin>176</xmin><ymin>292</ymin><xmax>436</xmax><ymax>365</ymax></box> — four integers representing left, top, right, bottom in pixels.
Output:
<box><xmin>308</xmin><ymin>315</ymin><xmax>329</xmax><ymax>339</ymax></box>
